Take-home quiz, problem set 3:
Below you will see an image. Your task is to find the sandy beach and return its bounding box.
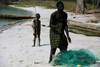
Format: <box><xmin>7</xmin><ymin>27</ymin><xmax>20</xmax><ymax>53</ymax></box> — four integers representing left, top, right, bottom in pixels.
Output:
<box><xmin>0</xmin><ymin>6</ymin><xmax>100</xmax><ymax>67</ymax></box>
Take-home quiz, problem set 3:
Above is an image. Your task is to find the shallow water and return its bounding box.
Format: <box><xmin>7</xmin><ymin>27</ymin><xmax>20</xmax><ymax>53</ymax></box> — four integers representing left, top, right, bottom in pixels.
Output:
<box><xmin>0</xmin><ymin>5</ymin><xmax>32</xmax><ymax>15</ymax></box>
<box><xmin>0</xmin><ymin>18</ymin><xmax>19</xmax><ymax>28</ymax></box>
<box><xmin>0</xmin><ymin>5</ymin><xmax>33</xmax><ymax>29</ymax></box>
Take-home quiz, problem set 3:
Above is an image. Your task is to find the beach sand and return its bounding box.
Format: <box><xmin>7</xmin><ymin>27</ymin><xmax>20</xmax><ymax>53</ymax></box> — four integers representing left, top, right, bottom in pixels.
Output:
<box><xmin>0</xmin><ymin>6</ymin><xmax>100</xmax><ymax>67</ymax></box>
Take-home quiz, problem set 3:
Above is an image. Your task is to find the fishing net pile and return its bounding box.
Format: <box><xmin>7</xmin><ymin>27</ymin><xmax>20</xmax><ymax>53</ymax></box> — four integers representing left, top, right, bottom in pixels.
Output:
<box><xmin>51</xmin><ymin>49</ymin><xmax>100</xmax><ymax>67</ymax></box>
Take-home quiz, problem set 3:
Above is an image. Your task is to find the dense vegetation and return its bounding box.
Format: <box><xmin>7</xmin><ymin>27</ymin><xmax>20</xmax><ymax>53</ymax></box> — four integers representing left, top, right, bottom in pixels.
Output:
<box><xmin>14</xmin><ymin>0</ymin><xmax>98</xmax><ymax>12</ymax></box>
<box><xmin>0</xmin><ymin>0</ymin><xmax>98</xmax><ymax>6</ymax></box>
<box><xmin>14</xmin><ymin>0</ymin><xmax>77</xmax><ymax>12</ymax></box>
<box><xmin>0</xmin><ymin>0</ymin><xmax>99</xmax><ymax>12</ymax></box>
<box><xmin>0</xmin><ymin>0</ymin><xmax>18</xmax><ymax>5</ymax></box>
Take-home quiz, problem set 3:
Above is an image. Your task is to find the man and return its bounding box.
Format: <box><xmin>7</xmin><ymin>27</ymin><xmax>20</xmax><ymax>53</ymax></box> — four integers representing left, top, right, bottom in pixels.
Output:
<box><xmin>49</xmin><ymin>1</ymin><xmax>71</xmax><ymax>63</ymax></box>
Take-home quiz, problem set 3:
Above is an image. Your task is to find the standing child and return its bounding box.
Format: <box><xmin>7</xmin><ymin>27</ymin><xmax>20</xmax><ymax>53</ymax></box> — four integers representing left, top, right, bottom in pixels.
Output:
<box><xmin>32</xmin><ymin>13</ymin><xmax>41</xmax><ymax>47</ymax></box>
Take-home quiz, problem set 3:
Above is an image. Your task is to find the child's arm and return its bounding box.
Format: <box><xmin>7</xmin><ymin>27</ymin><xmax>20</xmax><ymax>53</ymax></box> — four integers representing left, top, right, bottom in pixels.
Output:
<box><xmin>32</xmin><ymin>20</ymin><xmax>35</xmax><ymax>28</ymax></box>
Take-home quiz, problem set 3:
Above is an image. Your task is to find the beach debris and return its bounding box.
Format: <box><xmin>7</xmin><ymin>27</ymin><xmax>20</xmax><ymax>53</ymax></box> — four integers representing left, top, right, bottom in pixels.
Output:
<box><xmin>90</xmin><ymin>20</ymin><xmax>98</xmax><ymax>23</ymax></box>
<box><xmin>85</xmin><ymin>9</ymin><xmax>100</xmax><ymax>14</ymax></box>
<box><xmin>42</xmin><ymin>24</ymin><xmax>49</xmax><ymax>27</ymax></box>
<box><xmin>21</xmin><ymin>24</ymin><xmax>32</xmax><ymax>26</ymax></box>
<box><xmin>34</xmin><ymin>62</ymin><xmax>40</xmax><ymax>64</ymax></box>
<box><xmin>77</xmin><ymin>65</ymin><xmax>82</xmax><ymax>67</ymax></box>
<box><xmin>47</xmin><ymin>5</ymin><xmax>54</xmax><ymax>8</ymax></box>
<box><xmin>93</xmin><ymin>13</ymin><xmax>100</xmax><ymax>22</ymax></box>
<box><xmin>73</xmin><ymin>17</ymin><xmax>76</xmax><ymax>18</ymax></box>
<box><xmin>2</xmin><ymin>47</ymin><xmax>7</xmax><ymax>49</ymax></box>
<box><xmin>19</xmin><ymin>60</ymin><xmax>24</xmax><ymax>62</ymax></box>
<box><xmin>70</xmin><ymin>14</ymin><xmax>73</xmax><ymax>16</ymax></box>
<box><xmin>42</xmin><ymin>24</ymin><xmax>46</xmax><ymax>26</ymax></box>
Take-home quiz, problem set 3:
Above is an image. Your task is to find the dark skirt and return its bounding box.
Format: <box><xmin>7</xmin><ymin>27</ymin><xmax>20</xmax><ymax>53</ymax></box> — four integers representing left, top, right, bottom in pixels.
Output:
<box><xmin>50</xmin><ymin>23</ymin><xmax>68</xmax><ymax>50</ymax></box>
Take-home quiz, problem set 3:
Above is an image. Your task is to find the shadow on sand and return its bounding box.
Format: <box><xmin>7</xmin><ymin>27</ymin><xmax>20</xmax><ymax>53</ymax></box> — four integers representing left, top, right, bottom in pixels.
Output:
<box><xmin>40</xmin><ymin>44</ymin><xmax>50</xmax><ymax>46</ymax></box>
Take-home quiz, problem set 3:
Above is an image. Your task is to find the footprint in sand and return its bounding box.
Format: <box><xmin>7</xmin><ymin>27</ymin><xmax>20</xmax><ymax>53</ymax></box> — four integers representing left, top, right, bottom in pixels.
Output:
<box><xmin>2</xmin><ymin>47</ymin><xmax>7</xmax><ymax>49</ymax></box>
<box><xmin>19</xmin><ymin>60</ymin><xmax>24</xmax><ymax>62</ymax></box>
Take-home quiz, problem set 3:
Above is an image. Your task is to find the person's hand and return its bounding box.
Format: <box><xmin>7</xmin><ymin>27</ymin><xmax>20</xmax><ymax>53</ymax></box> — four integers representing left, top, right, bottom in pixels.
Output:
<box><xmin>34</xmin><ymin>25</ymin><xmax>38</xmax><ymax>27</ymax></box>
<box><xmin>67</xmin><ymin>37</ymin><xmax>71</xmax><ymax>43</ymax></box>
<box><xmin>57</xmin><ymin>25</ymin><xmax>61</xmax><ymax>29</ymax></box>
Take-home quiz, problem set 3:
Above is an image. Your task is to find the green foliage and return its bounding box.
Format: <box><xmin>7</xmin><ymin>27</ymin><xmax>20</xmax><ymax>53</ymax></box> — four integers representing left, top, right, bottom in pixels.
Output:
<box><xmin>86</xmin><ymin>0</ymin><xmax>97</xmax><ymax>5</ymax></box>
<box><xmin>53</xmin><ymin>0</ymin><xmax>76</xmax><ymax>2</ymax></box>
<box><xmin>0</xmin><ymin>0</ymin><xmax>18</xmax><ymax>5</ymax></box>
<box><xmin>15</xmin><ymin>1</ymin><xmax>76</xmax><ymax>11</ymax></box>
<box><xmin>1</xmin><ymin>0</ymin><xmax>18</xmax><ymax>2</ymax></box>
<box><xmin>15</xmin><ymin>0</ymin><xmax>96</xmax><ymax>11</ymax></box>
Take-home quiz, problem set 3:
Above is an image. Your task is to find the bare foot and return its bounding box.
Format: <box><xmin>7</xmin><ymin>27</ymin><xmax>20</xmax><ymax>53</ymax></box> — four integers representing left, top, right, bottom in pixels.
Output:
<box><xmin>53</xmin><ymin>64</ymin><xmax>57</xmax><ymax>66</ymax></box>
<box><xmin>32</xmin><ymin>45</ymin><xmax>35</xmax><ymax>47</ymax></box>
<box><xmin>48</xmin><ymin>61</ymin><xmax>57</xmax><ymax>66</ymax></box>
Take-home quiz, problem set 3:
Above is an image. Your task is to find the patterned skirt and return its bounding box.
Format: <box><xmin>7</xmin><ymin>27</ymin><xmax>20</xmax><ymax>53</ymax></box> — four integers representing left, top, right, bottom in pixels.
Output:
<box><xmin>50</xmin><ymin>28</ymin><xmax>68</xmax><ymax>50</ymax></box>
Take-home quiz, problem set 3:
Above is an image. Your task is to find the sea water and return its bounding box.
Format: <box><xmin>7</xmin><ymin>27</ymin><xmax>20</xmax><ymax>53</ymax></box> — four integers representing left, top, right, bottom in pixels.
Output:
<box><xmin>0</xmin><ymin>5</ymin><xmax>33</xmax><ymax>30</ymax></box>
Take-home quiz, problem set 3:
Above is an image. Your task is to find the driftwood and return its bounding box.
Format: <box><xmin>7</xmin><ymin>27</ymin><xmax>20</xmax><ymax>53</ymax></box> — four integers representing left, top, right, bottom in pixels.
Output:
<box><xmin>0</xmin><ymin>13</ymin><xmax>35</xmax><ymax>19</ymax></box>
<box><xmin>42</xmin><ymin>24</ymin><xmax>49</xmax><ymax>27</ymax></box>
<box><xmin>93</xmin><ymin>13</ymin><xmax>100</xmax><ymax>21</ymax></box>
<box><xmin>85</xmin><ymin>9</ymin><xmax>100</xmax><ymax>21</ymax></box>
<box><xmin>85</xmin><ymin>9</ymin><xmax>100</xmax><ymax>14</ymax></box>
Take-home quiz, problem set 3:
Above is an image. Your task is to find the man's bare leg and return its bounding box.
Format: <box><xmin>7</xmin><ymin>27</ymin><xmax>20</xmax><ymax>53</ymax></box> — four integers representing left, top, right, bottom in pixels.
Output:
<box><xmin>49</xmin><ymin>48</ymin><xmax>56</xmax><ymax>63</ymax></box>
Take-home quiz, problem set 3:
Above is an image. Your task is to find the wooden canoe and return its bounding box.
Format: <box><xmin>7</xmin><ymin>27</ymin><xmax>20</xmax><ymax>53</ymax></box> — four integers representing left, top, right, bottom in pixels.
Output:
<box><xmin>0</xmin><ymin>13</ymin><xmax>35</xmax><ymax>19</ymax></box>
<box><xmin>68</xmin><ymin>20</ymin><xmax>100</xmax><ymax>36</ymax></box>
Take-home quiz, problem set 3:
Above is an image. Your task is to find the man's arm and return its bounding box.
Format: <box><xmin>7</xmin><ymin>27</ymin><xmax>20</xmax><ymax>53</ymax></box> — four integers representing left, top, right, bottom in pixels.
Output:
<box><xmin>39</xmin><ymin>20</ymin><xmax>41</xmax><ymax>32</ymax></box>
<box><xmin>65</xmin><ymin>14</ymin><xmax>71</xmax><ymax>43</ymax></box>
<box><xmin>32</xmin><ymin>20</ymin><xmax>35</xmax><ymax>28</ymax></box>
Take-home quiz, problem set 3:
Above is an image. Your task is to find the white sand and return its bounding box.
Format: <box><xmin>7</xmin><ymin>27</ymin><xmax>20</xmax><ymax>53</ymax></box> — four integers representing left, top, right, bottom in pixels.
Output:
<box><xmin>0</xmin><ymin>6</ymin><xmax>100</xmax><ymax>67</ymax></box>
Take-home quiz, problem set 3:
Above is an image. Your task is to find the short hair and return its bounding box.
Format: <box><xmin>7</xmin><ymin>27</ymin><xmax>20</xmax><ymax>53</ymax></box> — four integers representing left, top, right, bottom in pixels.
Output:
<box><xmin>36</xmin><ymin>13</ymin><xmax>40</xmax><ymax>18</ymax></box>
<box><xmin>56</xmin><ymin>1</ymin><xmax>64</xmax><ymax>8</ymax></box>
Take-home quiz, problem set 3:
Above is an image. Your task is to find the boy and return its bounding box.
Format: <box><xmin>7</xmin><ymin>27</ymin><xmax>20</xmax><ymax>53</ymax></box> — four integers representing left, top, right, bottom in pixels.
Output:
<box><xmin>32</xmin><ymin>13</ymin><xmax>41</xmax><ymax>47</ymax></box>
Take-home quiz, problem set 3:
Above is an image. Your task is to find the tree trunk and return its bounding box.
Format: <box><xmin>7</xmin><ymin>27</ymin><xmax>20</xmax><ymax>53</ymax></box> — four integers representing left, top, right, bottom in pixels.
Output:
<box><xmin>97</xmin><ymin>0</ymin><xmax>100</xmax><ymax>7</ymax></box>
<box><xmin>76</xmin><ymin>0</ymin><xmax>86</xmax><ymax>14</ymax></box>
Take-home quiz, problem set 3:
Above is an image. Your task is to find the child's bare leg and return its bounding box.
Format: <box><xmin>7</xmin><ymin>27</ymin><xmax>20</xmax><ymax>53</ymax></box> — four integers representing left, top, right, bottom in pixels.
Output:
<box><xmin>32</xmin><ymin>34</ymin><xmax>36</xmax><ymax>47</ymax></box>
<box><xmin>38</xmin><ymin>34</ymin><xmax>40</xmax><ymax>46</ymax></box>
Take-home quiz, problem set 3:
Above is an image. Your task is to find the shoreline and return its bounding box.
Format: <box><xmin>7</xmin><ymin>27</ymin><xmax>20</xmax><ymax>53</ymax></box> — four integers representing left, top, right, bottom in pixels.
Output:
<box><xmin>8</xmin><ymin>5</ymin><xmax>35</xmax><ymax>17</ymax></box>
<box><xmin>0</xmin><ymin>19</ymin><xmax>31</xmax><ymax>34</ymax></box>
<box><xmin>0</xmin><ymin>5</ymin><xmax>34</xmax><ymax>34</ymax></box>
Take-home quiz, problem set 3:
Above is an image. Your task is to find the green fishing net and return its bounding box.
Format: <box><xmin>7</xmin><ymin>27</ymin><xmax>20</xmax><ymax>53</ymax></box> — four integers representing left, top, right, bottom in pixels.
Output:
<box><xmin>51</xmin><ymin>49</ymin><xmax>100</xmax><ymax>67</ymax></box>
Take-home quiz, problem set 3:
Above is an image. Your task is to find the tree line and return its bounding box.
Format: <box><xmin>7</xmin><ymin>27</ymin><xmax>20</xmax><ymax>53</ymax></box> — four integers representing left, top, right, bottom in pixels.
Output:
<box><xmin>0</xmin><ymin>0</ymin><xmax>100</xmax><ymax>7</ymax></box>
<box><xmin>0</xmin><ymin>0</ymin><xmax>18</xmax><ymax>5</ymax></box>
<box><xmin>76</xmin><ymin>0</ymin><xmax>100</xmax><ymax>14</ymax></box>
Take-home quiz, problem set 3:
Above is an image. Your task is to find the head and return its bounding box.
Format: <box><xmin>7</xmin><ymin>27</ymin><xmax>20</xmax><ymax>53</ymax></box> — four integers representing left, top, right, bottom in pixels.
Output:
<box><xmin>36</xmin><ymin>13</ymin><xmax>40</xmax><ymax>19</ymax></box>
<box><xmin>56</xmin><ymin>1</ymin><xmax>64</xmax><ymax>12</ymax></box>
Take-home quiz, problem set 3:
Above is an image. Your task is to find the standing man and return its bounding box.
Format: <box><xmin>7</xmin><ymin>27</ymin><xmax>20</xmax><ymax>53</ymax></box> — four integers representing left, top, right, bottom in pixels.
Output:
<box><xmin>49</xmin><ymin>1</ymin><xmax>71</xmax><ymax>63</ymax></box>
